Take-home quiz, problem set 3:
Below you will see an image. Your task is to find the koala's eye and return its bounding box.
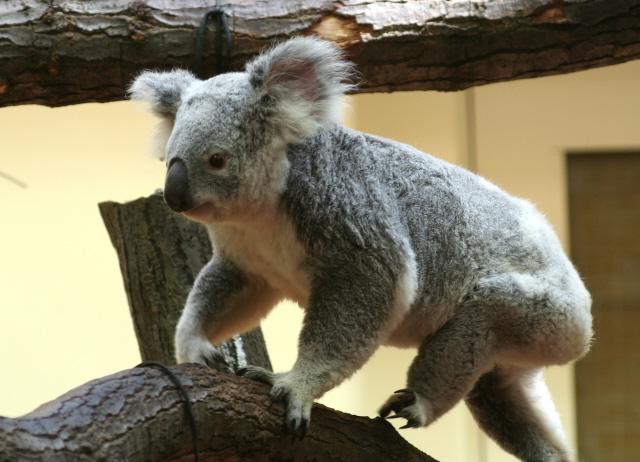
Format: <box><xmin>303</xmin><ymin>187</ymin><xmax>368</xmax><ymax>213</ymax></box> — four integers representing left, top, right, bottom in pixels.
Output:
<box><xmin>208</xmin><ymin>153</ymin><xmax>227</xmax><ymax>170</ymax></box>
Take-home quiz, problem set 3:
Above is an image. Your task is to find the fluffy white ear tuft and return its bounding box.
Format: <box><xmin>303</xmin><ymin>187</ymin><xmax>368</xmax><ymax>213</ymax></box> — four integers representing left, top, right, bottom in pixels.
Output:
<box><xmin>129</xmin><ymin>69</ymin><xmax>197</xmax><ymax>119</ymax></box>
<box><xmin>129</xmin><ymin>69</ymin><xmax>197</xmax><ymax>160</ymax></box>
<box><xmin>246</xmin><ymin>36</ymin><xmax>354</xmax><ymax>142</ymax></box>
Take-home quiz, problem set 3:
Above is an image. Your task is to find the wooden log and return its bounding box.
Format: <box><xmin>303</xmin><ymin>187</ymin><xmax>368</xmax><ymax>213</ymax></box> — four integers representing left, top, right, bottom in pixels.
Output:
<box><xmin>0</xmin><ymin>364</ymin><xmax>438</xmax><ymax>462</ymax></box>
<box><xmin>0</xmin><ymin>0</ymin><xmax>639</xmax><ymax>107</ymax></box>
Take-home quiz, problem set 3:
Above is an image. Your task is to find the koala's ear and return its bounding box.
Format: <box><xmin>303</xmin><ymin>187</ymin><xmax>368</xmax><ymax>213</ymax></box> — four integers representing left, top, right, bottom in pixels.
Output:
<box><xmin>129</xmin><ymin>69</ymin><xmax>197</xmax><ymax>118</ymax></box>
<box><xmin>246</xmin><ymin>36</ymin><xmax>354</xmax><ymax>142</ymax></box>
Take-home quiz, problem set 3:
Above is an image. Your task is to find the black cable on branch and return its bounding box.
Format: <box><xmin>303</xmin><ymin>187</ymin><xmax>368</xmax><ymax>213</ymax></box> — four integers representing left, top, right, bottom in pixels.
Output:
<box><xmin>136</xmin><ymin>362</ymin><xmax>201</xmax><ymax>462</ymax></box>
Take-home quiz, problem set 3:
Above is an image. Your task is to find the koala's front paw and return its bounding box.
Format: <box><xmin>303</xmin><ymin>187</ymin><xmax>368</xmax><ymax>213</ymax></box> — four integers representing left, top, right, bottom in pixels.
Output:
<box><xmin>379</xmin><ymin>388</ymin><xmax>431</xmax><ymax>429</ymax></box>
<box><xmin>175</xmin><ymin>336</ymin><xmax>230</xmax><ymax>372</ymax></box>
<box><xmin>272</xmin><ymin>376</ymin><xmax>313</xmax><ymax>438</ymax></box>
<box><xmin>240</xmin><ymin>368</ymin><xmax>312</xmax><ymax>438</ymax></box>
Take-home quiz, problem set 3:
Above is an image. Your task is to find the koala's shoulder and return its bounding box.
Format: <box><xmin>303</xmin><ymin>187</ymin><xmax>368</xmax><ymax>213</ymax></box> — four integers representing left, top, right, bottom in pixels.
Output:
<box><xmin>281</xmin><ymin>127</ymin><xmax>411</xmax><ymax>255</ymax></box>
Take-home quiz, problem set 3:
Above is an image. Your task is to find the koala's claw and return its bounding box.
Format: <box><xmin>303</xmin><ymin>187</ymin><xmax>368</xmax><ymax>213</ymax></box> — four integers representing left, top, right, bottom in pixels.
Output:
<box><xmin>399</xmin><ymin>418</ymin><xmax>422</xmax><ymax>429</ymax></box>
<box><xmin>177</xmin><ymin>338</ymin><xmax>231</xmax><ymax>372</ymax></box>
<box><xmin>200</xmin><ymin>348</ymin><xmax>231</xmax><ymax>372</ymax></box>
<box><xmin>238</xmin><ymin>367</ymin><xmax>313</xmax><ymax>437</ymax></box>
<box><xmin>379</xmin><ymin>388</ymin><xmax>427</xmax><ymax>429</ymax></box>
<box><xmin>237</xmin><ymin>365</ymin><xmax>277</xmax><ymax>385</ymax></box>
<box><xmin>286</xmin><ymin>412</ymin><xmax>309</xmax><ymax>439</ymax></box>
<box><xmin>260</xmin><ymin>374</ymin><xmax>314</xmax><ymax>438</ymax></box>
<box><xmin>237</xmin><ymin>367</ymin><xmax>311</xmax><ymax>436</ymax></box>
<box><xmin>379</xmin><ymin>389</ymin><xmax>416</xmax><ymax>417</ymax></box>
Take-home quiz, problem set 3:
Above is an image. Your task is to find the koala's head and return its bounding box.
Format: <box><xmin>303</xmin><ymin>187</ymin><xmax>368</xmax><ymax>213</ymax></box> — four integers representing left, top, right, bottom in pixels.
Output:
<box><xmin>130</xmin><ymin>37</ymin><xmax>352</xmax><ymax>224</ymax></box>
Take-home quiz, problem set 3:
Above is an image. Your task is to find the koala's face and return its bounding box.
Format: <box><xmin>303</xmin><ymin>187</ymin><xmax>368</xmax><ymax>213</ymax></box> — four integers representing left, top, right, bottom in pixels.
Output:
<box><xmin>162</xmin><ymin>73</ymin><xmax>263</xmax><ymax>223</ymax></box>
<box><xmin>130</xmin><ymin>37</ymin><xmax>352</xmax><ymax>224</ymax></box>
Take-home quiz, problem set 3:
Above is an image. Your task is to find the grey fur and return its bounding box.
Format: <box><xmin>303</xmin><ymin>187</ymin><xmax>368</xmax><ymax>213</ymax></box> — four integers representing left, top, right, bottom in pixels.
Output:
<box><xmin>131</xmin><ymin>37</ymin><xmax>592</xmax><ymax>461</ymax></box>
<box><xmin>130</xmin><ymin>69</ymin><xmax>196</xmax><ymax>119</ymax></box>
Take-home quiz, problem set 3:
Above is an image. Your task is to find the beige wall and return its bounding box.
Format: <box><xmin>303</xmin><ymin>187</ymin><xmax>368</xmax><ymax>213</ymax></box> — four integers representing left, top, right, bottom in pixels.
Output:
<box><xmin>0</xmin><ymin>102</ymin><xmax>164</xmax><ymax>416</ymax></box>
<box><xmin>1</xmin><ymin>59</ymin><xmax>638</xmax><ymax>461</ymax></box>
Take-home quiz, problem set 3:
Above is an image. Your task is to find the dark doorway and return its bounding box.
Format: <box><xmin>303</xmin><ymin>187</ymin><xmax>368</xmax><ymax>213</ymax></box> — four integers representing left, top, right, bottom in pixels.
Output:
<box><xmin>568</xmin><ymin>152</ymin><xmax>640</xmax><ymax>462</ymax></box>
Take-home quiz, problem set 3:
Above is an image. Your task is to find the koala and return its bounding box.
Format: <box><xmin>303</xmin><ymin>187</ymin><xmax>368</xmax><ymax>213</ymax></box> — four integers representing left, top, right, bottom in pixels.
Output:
<box><xmin>131</xmin><ymin>37</ymin><xmax>592</xmax><ymax>462</ymax></box>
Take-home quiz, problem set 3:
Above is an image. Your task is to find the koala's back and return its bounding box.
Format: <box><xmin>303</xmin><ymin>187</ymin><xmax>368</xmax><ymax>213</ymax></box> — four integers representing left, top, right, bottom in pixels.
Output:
<box><xmin>285</xmin><ymin>125</ymin><xmax>578</xmax><ymax>309</ymax></box>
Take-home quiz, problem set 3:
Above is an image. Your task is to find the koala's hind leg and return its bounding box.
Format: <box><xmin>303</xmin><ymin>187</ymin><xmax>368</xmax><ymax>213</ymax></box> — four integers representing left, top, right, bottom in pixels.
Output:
<box><xmin>466</xmin><ymin>366</ymin><xmax>570</xmax><ymax>462</ymax></box>
<box><xmin>380</xmin><ymin>307</ymin><xmax>496</xmax><ymax>427</ymax></box>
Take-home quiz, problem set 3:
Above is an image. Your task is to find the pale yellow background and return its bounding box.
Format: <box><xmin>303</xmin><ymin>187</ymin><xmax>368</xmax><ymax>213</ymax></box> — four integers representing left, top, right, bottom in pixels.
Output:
<box><xmin>1</xmin><ymin>60</ymin><xmax>639</xmax><ymax>461</ymax></box>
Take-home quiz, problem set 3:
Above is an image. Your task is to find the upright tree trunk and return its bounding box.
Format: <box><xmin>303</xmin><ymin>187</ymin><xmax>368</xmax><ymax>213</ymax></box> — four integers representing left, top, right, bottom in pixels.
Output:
<box><xmin>1</xmin><ymin>0</ymin><xmax>639</xmax><ymax>107</ymax></box>
<box><xmin>99</xmin><ymin>192</ymin><xmax>271</xmax><ymax>371</ymax></box>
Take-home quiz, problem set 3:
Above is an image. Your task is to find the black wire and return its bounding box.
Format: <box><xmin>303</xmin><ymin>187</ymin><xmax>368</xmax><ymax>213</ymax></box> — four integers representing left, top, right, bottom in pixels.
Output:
<box><xmin>194</xmin><ymin>3</ymin><xmax>233</xmax><ymax>78</ymax></box>
<box><xmin>136</xmin><ymin>361</ymin><xmax>200</xmax><ymax>462</ymax></box>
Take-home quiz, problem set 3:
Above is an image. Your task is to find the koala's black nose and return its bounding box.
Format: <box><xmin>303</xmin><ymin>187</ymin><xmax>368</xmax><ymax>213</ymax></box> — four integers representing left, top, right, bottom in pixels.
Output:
<box><xmin>164</xmin><ymin>158</ymin><xmax>193</xmax><ymax>212</ymax></box>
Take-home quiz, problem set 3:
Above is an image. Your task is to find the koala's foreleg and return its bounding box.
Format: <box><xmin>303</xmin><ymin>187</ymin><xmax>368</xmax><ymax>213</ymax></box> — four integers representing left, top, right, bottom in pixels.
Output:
<box><xmin>241</xmin><ymin>259</ymin><xmax>402</xmax><ymax>435</ymax></box>
<box><xmin>380</xmin><ymin>307</ymin><xmax>496</xmax><ymax>427</ymax></box>
<box><xmin>466</xmin><ymin>367</ymin><xmax>570</xmax><ymax>462</ymax></box>
<box><xmin>175</xmin><ymin>258</ymin><xmax>279</xmax><ymax>369</ymax></box>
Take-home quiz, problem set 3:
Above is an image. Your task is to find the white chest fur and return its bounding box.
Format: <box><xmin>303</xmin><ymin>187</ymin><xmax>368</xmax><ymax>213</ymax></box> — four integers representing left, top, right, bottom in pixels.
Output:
<box><xmin>208</xmin><ymin>213</ymin><xmax>311</xmax><ymax>306</ymax></box>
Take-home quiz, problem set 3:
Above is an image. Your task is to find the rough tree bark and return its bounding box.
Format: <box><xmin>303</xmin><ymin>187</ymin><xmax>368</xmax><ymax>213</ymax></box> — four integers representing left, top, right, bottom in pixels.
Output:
<box><xmin>98</xmin><ymin>192</ymin><xmax>271</xmax><ymax>371</ymax></box>
<box><xmin>1</xmin><ymin>0</ymin><xmax>639</xmax><ymax>107</ymax></box>
<box><xmin>0</xmin><ymin>364</ymin><xmax>437</xmax><ymax>462</ymax></box>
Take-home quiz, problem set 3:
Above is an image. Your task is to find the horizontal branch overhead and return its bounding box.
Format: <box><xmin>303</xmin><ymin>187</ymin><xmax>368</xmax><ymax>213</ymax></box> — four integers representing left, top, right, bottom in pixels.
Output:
<box><xmin>0</xmin><ymin>0</ymin><xmax>639</xmax><ymax>107</ymax></box>
<box><xmin>0</xmin><ymin>364</ymin><xmax>437</xmax><ymax>462</ymax></box>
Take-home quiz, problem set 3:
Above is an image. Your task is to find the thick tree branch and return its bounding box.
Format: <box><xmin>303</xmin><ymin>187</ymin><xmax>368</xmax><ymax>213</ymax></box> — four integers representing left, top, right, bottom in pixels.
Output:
<box><xmin>0</xmin><ymin>364</ymin><xmax>437</xmax><ymax>462</ymax></box>
<box><xmin>1</xmin><ymin>0</ymin><xmax>639</xmax><ymax>107</ymax></box>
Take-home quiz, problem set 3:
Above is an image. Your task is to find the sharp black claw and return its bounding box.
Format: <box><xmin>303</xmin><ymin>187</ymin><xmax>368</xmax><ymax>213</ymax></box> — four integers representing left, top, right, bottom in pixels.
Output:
<box><xmin>400</xmin><ymin>419</ymin><xmax>419</xmax><ymax>430</ymax></box>
<box><xmin>271</xmin><ymin>388</ymin><xmax>288</xmax><ymax>402</ymax></box>
<box><xmin>391</xmin><ymin>389</ymin><xmax>416</xmax><ymax>405</ymax></box>
<box><xmin>299</xmin><ymin>419</ymin><xmax>309</xmax><ymax>439</ymax></box>
<box><xmin>283</xmin><ymin>413</ymin><xmax>309</xmax><ymax>440</ymax></box>
<box><xmin>289</xmin><ymin>417</ymin><xmax>298</xmax><ymax>432</ymax></box>
<box><xmin>236</xmin><ymin>367</ymin><xmax>248</xmax><ymax>376</ymax></box>
<box><xmin>203</xmin><ymin>353</ymin><xmax>229</xmax><ymax>372</ymax></box>
<box><xmin>380</xmin><ymin>389</ymin><xmax>417</xmax><ymax>419</ymax></box>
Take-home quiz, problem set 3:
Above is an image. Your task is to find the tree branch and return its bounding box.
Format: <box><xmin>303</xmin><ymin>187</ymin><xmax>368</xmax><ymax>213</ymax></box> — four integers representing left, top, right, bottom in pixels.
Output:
<box><xmin>0</xmin><ymin>364</ymin><xmax>437</xmax><ymax>462</ymax></box>
<box><xmin>1</xmin><ymin>0</ymin><xmax>639</xmax><ymax>107</ymax></box>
